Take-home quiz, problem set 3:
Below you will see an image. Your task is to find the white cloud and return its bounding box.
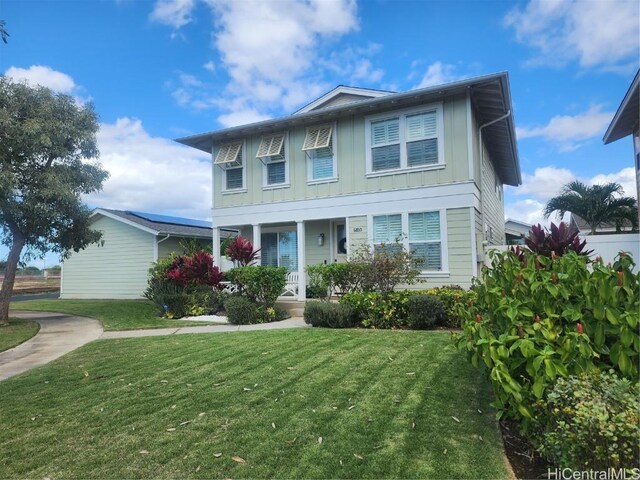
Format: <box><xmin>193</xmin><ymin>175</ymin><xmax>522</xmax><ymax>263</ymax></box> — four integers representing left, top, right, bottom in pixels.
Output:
<box><xmin>86</xmin><ymin>117</ymin><xmax>212</xmax><ymax>220</ymax></box>
<box><xmin>504</xmin><ymin>0</ymin><xmax>639</xmax><ymax>72</ymax></box>
<box><xmin>217</xmin><ymin>108</ymin><xmax>270</xmax><ymax>128</ymax></box>
<box><xmin>203</xmin><ymin>60</ymin><xmax>216</xmax><ymax>72</ymax></box>
<box><xmin>415</xmin><ymin>62</ymin><xmax>461</xmax><ymax>88</ymax></box>
<box><xmin>4</xmin><ymin>65</ymin><xmax>77</xmax><ymax>94</ymax></box>
<box><xmin>505</xmin><ymin>165</ymin><xmax>637</xmax><ymax>226</ymax></box>
<box><xmin>516</xmin><ymin>105</ymin><xmax>613</xmax><ymax>151</ymax></box>
<box><xmin>150</xmin><ymin>0</ymin><xmax>196</xmax><ymax>30</ymax></box>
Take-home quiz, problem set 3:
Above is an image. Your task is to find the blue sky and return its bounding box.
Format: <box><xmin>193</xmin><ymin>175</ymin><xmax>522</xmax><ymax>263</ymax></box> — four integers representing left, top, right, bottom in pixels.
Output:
<box><xmin>1</xmin><ymin>0</ymin><xmax>638</xmax><ymax>266</ymax></box>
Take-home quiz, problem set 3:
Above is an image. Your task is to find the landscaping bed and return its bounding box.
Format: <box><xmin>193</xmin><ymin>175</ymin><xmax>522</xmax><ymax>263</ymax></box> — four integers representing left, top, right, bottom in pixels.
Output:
<box><xmin>0</xmin><ymin>329</ymin><xmax>509</xmax><ymax>479</ymax></box>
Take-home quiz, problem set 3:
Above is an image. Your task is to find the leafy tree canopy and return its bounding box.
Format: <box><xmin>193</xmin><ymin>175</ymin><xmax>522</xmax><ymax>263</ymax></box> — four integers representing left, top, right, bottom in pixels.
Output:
<box><xmin>0</xmin><ymin>76</ymin><xmax>109</xmax><ymax>322</ymax></box>
<box><xmin>544</xmin><ymin>180</ymin><xmax>638</xmax><ymax>235</ymax></box>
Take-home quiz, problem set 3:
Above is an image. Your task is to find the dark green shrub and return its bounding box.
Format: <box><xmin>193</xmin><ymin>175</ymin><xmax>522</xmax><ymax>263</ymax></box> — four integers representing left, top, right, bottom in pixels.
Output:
<box><xmin>424</xmin><ymin>287</ymin><xmax>476</xmax><ymax>328</ymax></box>
<box><xmin>454</xmin><ymin>250</ymin><xmax>639</xmax><ymax>430</ymax></box>
<box><xmin>224</xmin><ymin>296</ymin><xmax>259</xmax><ymax>325</ymax></box>
<box><xmin>306</xmin><ymin>284</ymin><xmax>328</xmax><ymax>299</ymax></box>
<box><xmin>185</xmin><ymin>285</ymin><xmax>227</xmax><ymax>316</ymax></box>
<box><xmin>406</xmin><ymin>294</ymin><xmax>445</xmax><ymax>329</ymax></box>
<box><xmin>306</xmin><ymin>263</ymin><xmax>364</xmax><ymax>298</ymax></box>
<box><xmin>227</xmin><ymin>266</ymin><xmax>287</xmax><ymax>307</ymax></box>
<box><xmin>144</xmin><ymin>277</ymin><xmax>189</xmax><ymax>319</ymax></box>
<box><xmin>536</xmin><ymin>371</ymin><xmax>639</xmax><ymax>471</ymax></box>
<box><xmin>340</xmin><ymin>291</ymin><xmax>412</xmax><ymax>328</ymax></box>
<box><xmin>304</xmin><ymin>301</ymin><xmax>354</xmax><ymax>328</ymax></box>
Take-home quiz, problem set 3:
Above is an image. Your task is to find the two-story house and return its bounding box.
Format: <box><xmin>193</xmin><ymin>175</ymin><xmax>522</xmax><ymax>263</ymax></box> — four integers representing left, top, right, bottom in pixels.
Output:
<box><xmin>177</xmin><ymin>72</ymin><xmax>521</xmax><ymax>298</ymax></box>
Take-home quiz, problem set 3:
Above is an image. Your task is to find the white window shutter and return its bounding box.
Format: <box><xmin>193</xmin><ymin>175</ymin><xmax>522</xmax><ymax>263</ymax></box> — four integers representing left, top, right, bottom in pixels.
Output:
<box><xmin>303</xmin><ymin>125</ymin><xmax>333</xmax><ymax>151</ymax></box>
<box><xmin>215</xmin><ymin>141</ymin><xmax>242</xmax><ymax>165</ymax></box>
<box><xmin>256</xmin><ymin>134</ymin><xmax>285</xmax><ymax>158</ymax></box>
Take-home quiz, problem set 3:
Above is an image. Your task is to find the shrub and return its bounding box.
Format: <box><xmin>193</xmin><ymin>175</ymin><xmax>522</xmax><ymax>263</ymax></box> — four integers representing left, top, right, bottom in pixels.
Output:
<box><xmin>225</xmin><ymin>236</ymin><xmax>260</xmax><ymax>267</ymax></box>
<box><xmin>226</xmin><ymin>266</ymin><xmax>287</xmax><ymax>307</ymax></box>
<box><xmin>144</xmin><ymin>277</ymin><xmax>189</xmax><ymax>318</ymax></box>
<box><xmin>166</xmin><ymin>250</ymin><xmax>224</xmax><ymax>287</ymax></box>
<box><xmin>454</xmin><ymin>250</ymin><xmax>639</xmax><ymax>430</ymax></box>
<box><xmin>306</xmin><ymin>263</ymin><xmax>363</xmax><ymax>298</ymax></box>
<box><xmin>520</xmin><ymin>222</ymin><xmax>592</xmax><ymax>258</ymax></box>
<box><xmin>185</xmin><ymin>285</ymin><xmax>226</xmax><ymax>316</ymax></box>
<box><xmin>224</xmin><ymin>296</ymin><xmax>259</xmax><ymax>325</ymax></box>
<box><xmin>304</xmin><ymin>301</ymin><xmax>354</xmax><ymax>328</ymax></box>
<box><xmin>423</xmin><ymin>286</ymin><xmax>475</xmax><ymax>328</ymax></box>
<box><xmin>536</xmin><ymin>371</ymin><xmax>639</xmax><ymax>471</ymax></box>
<box><xmin>340</xmin><ymin>290</ymin><xmax>413</xmax><ymax>329</ymax></box>
<box><xmin>406</xmin><ymin>294</ymin><xmax>446</xmax><ymax>329</ymax></box>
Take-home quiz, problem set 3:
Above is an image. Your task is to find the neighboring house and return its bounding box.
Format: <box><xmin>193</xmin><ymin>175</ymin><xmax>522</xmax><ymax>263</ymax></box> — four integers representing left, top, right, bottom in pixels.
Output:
<box><xmin>505</xmin><ymin>218</ymin><xmax>532</xmax><ymax>245</ymax></box>
<box><xmin>603</xmin><ymin>69</ymin><xmax>639</xmax><ymax>215</ymax></box>
<box><xmin>61</xmin><ymin>209</ymin><xmax>233</xmax><ymax>299</ymax></box>
<box><xmin>178</xmin><ymin>72</ymin><xmax>521</xmax><ymax>297</ymax></box>
<box><xmin>569</xmin><ymin>214</ymin><xmax>636</xmax><ymax>235</ymax></box>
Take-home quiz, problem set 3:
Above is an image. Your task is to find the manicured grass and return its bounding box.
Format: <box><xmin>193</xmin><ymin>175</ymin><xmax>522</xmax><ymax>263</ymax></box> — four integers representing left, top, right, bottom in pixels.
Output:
<box><xmin>10</xmin><ymin>299</ymin><xmax>223</xmax><ymax>331</ymax></box>
<box><xmin>0</xmin><ymin>329</ymin><xmax>509</xmax><ymax>479</ymax></box>
<box><xmin>0</xmin><ymin>319</ymin><xmax>40</xmax><ymax>352</ymax></box>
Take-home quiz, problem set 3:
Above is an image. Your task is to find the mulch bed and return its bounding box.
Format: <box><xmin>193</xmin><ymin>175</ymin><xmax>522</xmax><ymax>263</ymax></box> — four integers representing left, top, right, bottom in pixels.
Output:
<box><xmin>501</xmin><ymin>419</ymin><xmax>550</xmax><ymax>480</ymax></box>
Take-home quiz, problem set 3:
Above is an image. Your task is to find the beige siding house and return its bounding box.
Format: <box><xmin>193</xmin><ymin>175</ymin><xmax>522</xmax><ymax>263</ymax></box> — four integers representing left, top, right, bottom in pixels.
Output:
<box><xmin>61</xmin><ymin>209</ymin><xmax>216</xmax><ymax>299</ymax></box>
<box><xmin>178</xmin><ymin>72</ymin><xmax>522</xmax><ymax>296</ymax></box>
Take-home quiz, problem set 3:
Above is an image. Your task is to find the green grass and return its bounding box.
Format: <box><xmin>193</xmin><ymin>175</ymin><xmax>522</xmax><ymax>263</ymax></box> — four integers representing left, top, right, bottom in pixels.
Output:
<box><xmin>10</xmin><ymin>299</ymin><xmax>224</xmax><ymax>331</ymax></box>
<box><xmin>0</xmin><ymin>318</ymin><xmax>40</xmax><ymax>352</ymax></box>
<box><xmin>0</xmin><ymin>329</ymin><xmax>509</xmax><ymax>479</ymax></box>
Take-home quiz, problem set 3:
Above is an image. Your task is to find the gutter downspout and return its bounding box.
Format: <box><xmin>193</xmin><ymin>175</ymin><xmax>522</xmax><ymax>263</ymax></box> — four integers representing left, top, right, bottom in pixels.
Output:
<box><xmin>154</xmin><ymin>234</ymin><xmax>171</xmax><ymax>262</ymax></box>
<box><xmin>478</xmin><ymin>110</ymin><xmax>511</xmax><ymax>251</ymax></box>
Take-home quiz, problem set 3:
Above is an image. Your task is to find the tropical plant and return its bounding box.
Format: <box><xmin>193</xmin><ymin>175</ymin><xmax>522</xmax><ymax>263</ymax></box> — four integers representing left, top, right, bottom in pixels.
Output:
<box><xmin>0</xmin><ymin>77</ymin><xmax>108</xmax><ymax>323</ymax></box>
<box><xmin>518</xmin><ymin>222</ymin><xmax>592</xmax><ymax>258</ymax></box>
<box><xmin>544</xmin><ymin>181</ymin><xmax>638</xmax><ymax>234</ymax></box>
<box><xmin>226</xmin><ymin>266</ymin><xmax>287</xmax><ymax>308</ymax></box>
<box><xmin>0</xmin><ymin>20</ymin><xmax>8</xmax><ymax>44</ymax></box>
<box><xmin>225</xmin><ymin>236</ymin><xmax>261</xmax><ymax>267</ymax></box>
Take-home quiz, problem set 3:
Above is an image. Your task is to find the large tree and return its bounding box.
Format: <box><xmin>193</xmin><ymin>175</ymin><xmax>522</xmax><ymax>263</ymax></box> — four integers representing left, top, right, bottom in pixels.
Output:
<box><xmin>544</xmin><ymin>180</ymin><xmax>638</xmax><ymax>234</ymax></box>
<box><xmin>0</xmin><ymin>77</ymin><xmax>108</xmax><ymax>324</ymax></box>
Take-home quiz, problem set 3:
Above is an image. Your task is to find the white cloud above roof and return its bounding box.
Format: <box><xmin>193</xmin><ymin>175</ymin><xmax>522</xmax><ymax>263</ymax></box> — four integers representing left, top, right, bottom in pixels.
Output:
<box><xmin>150</xmin><ymin>0</ymin><xmax>196</xmax><ymax>30</ymax></box>
<box><xmin>504</xmin><ymin>0</ymin><xmax>639</xmax><ymax>72</ymax></box>
<box><xmin>4</xmin><ymin>65</ymin><xmax>77</xmax><ymax>94</ymax></box>
<box><xmin>415</xmin><ymin>62</ymin><xmax>461</xmax><ymax>88</ymax></box>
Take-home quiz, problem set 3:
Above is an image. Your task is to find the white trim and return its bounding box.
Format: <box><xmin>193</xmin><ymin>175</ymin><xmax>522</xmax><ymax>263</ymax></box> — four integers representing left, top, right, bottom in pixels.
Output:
<box><xmin>221</xmin><ymin>139</ymin><xmax>246</xmax><ymax>192</ymax></box>
<box><xmin>91</xmin><ymin>209</ymin><xmax>159</xmax><ymax>236</ymax></box>
<box><xmin>466</xmin><ymin>92</ymin><xmax>474</xmax><ymax>181</ymax></box>
<box><xmin>364</xmin><ymin>103</ymin><xmax>444</xmax><ymax>175</ymax></box>
<box><xmin>345</xmin><ymin>216</ymin><xmax>351</xmax><ymax>261</ymax></box>
<box><xmin>256</xmin><ymin>133</ymin><xmax>285</xmax><ymax>158</ymax></box>
<box><xmin>470</xmin><ymin>207</ymin><xmax>478</xmax><ymax>278</ymax></box>
<box><xmin>295</xmin><ymin>86</ymin><xmax>391</xmax><ymax>114</ymax></box>
<box><xmin>306</xmin><ymin>122</ymin><xmax>338</xmax><ymax>183</ymax></box>
<box><xmin>212</xmin><ymin>227</ymin><xmax>221</xmax><ymax>269</ymax></box>
<box><xmin>296</xmin><ymin>221</ymin><xmax>306</xmax><ymax>300</ymax></box>
<box><xmin>365</xmin><ymin>164</ymin><xmax>445</xmax><ymax>178</ymax></box>
<box><xmin>212</xmin><ymin>182</ymin><xmax>477</xmax><ymax>227</ymax></box>
<box><xmin>307</xmin><ymin>177</ymin><xmax>339</xmax><ymax>186</ymax></box>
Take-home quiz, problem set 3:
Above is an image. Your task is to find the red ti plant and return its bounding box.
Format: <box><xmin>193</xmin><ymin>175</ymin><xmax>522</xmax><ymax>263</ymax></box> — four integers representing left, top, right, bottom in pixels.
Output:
<box><xmin>225</xmin><ymin>235</ymin><xmax>261</xmax><ymax>266</ymax></box>
<box><xmin>511</xmin><ymin>222</ymin><xmax>593</xmax><ymax>261</ymax></box>
<box><xmin>166</xmin><ymin>251</ymin><xmax>224</xmax><ymax>287</ymax></box>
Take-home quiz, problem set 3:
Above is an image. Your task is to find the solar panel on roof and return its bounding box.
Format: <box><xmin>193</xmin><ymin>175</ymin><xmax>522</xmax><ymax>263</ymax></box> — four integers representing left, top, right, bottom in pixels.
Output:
<box><xmin>128</xmin><ymin>211</ymin><xmax>212</xmax><ymax>229</ymax></box>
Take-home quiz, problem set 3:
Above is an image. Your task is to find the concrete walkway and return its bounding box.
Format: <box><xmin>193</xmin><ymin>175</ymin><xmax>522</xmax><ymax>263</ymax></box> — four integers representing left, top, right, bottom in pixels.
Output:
<box><xmin>0</xmin><ymin>312</ymin><xmax>103</xmax><ymax>381</ymax></box>
<box><xmin>1</xmin><ymin>312</ymin><xmax>307</xmax><ymax>381</ymax></box>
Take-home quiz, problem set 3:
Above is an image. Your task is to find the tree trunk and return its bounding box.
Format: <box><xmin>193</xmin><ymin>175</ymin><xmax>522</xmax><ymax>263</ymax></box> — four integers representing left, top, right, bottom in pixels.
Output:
<box><xmin>0</xmin><ymin>228</ymin><xmax>26</xmax><ymax>325</ymax></box>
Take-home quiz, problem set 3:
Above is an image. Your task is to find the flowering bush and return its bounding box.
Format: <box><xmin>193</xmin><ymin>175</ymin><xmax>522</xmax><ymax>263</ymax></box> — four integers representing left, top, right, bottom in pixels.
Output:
<box><xmin>454</xmin><ymin>249</ymin><xmax>639</xmax><ymax>430</ymax></box>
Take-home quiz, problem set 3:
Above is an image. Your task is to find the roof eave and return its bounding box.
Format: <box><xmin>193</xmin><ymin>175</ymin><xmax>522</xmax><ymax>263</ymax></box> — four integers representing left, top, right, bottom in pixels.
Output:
<box><xmin>603</xmin><ymin>70</ymin><xmax>640</xmax><ymax>144</ymax></box>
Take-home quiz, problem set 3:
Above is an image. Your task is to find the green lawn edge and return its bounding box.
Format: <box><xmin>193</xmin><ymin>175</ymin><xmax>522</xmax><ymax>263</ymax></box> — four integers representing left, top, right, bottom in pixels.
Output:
<box><xmin>0</xmin><ymin>318</ymin><xmax>40</xmax><ymax>353</ymax></box>
<box><xmin>10</xmin><ymin>299</ymin><xmax>223</xmax><ymax>331</ymax></box>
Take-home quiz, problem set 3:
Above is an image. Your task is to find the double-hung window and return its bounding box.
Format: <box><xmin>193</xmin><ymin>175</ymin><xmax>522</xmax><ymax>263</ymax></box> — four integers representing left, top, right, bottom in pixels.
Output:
<box><xmin>366</xmin><ymin>104</ymin><xmax>443</xmax><ymax>174</ymax></box>
<box><xmin>303</xmin><ymin>124</ymin><xmax>336</xmax><ymax>182</ymax></box>
<box><xmin>257</xmin><ymin>133</ymin><xmax>288</xmax><ymax>188</ymax></box>
<box><xmin>371</xmin><ymin>211</ymin><xmax>444</xmax><ymax>273</ymax></box>
<box><xmin>408</xmin><ymin>212</ymin><xmax>442</xmax><ymax>271</ymax></box>
<box><xmin>214</xmin><ymin>141</ymin><xmax>245</xmax><ymax>192</ymax></box>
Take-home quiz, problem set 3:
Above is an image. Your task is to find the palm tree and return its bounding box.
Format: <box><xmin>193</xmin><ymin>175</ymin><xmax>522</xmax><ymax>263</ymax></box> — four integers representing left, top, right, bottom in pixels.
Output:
<box><xmin>544</xmin><ymin>181</ymin><xmax>638</xmax><ymax>235</ymax></box>
<box><xmin>0</xmin><ymin>20</ymin><xmax>8</xmax><ymax>44</ymax></box>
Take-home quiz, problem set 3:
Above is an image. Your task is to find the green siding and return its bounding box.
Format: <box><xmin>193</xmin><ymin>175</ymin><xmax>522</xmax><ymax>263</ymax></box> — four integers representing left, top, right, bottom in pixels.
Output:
<box><xmin>445</xmin><ymin>208</ymin><xmax>473</xmax><ymax>288</ymax></box>
<box><xmin>214</xmin><ymin>94</ymin><xmax>471</xmax><ymax>208</ymax></box>
<box><xmin>304</xmin><ymin>220</ymin><xmax>332</xmax><ymax>267</ymax></box>
<box><xmin>481</xmin><ymin>148</ymin><xmax>506</xmax><ymax>246</ymax></box>
<box><xmin>61</xmin><ymin>216</ymin><xmax>154</xmax><ymax>299</ymax></box>
<box><xmin>348</xmin><ymin>216</ymin><xmax>368</xmax><ymax>251</ymax></box>
<box><xmin>157</xmin><ymin>237</ymin><xmax>211</xmax><ymax>259</ymax></box>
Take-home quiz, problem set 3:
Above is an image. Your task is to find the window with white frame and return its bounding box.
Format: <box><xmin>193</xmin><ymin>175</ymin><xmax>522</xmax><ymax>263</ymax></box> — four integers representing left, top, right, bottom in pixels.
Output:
<box><xmin>366</xmin><ymin>105</ymin><xmax>443</xmax><ymax>174</ymax></box>
<box><xmin>372</xmin><ymin>211</ymin><xmax>443</xmax><ymax>272</ymax></box>
<box><xmin>261</xmin><ymin>231</ymin><xmax>297</xmax><ymax>271</ymax></box>
<box><xmin>303</xmin><ymin>124</ymin><xmax>336</xmax><ymax>182</ymax></box>
<box><xmin>214</xmin><ymin>141</ymin><xmax>245</xmax><ymax>191</ymax></box>
<box><xmin>257</xmin><ymin>133</ymin><xmax>288</xmax><ymax>187</ymax></box>
<box><xmin>408</xmin><ymin>212</ymin><xmax>442</xmax><ymax>271</ymax></box>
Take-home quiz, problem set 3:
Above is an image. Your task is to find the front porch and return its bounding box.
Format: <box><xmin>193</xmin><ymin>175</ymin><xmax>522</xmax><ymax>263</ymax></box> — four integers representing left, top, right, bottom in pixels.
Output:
<box><xmin>213</xmin><ymin>218</ymin><xmax>348</xmax><ymax>301</ymax></box>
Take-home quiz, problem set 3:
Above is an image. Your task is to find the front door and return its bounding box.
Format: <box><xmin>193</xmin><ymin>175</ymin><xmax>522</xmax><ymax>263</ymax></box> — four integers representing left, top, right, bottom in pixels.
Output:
<box><xmin>333</xmin><ymin>222</ymin><xmax>347</xmax><ymax>263</ymax></box>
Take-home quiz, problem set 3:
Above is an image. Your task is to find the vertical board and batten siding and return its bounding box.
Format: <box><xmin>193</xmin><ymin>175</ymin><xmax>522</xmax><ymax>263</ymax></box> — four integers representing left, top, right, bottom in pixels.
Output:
<box><xmin>61</xmin><ymin>216</ymin><xmax>154</xmax><ymax>299</ymax></box>
<box><xmin>481</xmin><ymin>148</ymin><xmax>506</xmax><ymax>246</ymax></box>
<box><xmin>156</xmin><ymin>237</ymin><xmax>211</xmax><ymax>259</ymax></box>
<box><xmin>214</xmin><ymin>94</ymin><xmax>471</xmax><ymax>209</ymax></box>
<box><xmin>304</xmin><ymin>220</ymin><xmax>332</xmax><ymax>266</ymax></box>
<box><xmin>347</xmin><ymin>216</ymin><xmax>368</xmax><ymax>250</ymax></box>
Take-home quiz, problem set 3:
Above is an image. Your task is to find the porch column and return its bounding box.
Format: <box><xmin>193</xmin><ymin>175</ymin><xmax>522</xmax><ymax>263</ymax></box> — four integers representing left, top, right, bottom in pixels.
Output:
<box><xmin>212</xmin><ymin>227</ymin><xmax>221</xmax><ymax>268</ymax></box>
<box><xmin>296</xmin><ymin>220</ymin><xmax>306</xmax><ymax>301</ymax></box>
<box><xmin>252</xmin><ymin>224</ymin><xmax>261</xmax><ymax>261</ymax></box>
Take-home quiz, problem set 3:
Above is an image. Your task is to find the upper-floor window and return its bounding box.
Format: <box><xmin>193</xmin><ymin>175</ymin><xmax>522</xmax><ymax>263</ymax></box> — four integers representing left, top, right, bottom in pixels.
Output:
<box><xmin>365</xmin><ymin>104</ymin><xmax>444</xmax><ymax>175</ymax></box>
<box><xmin>214</xmin><ymin>140</ymin><xmax>245</xmax><ymax>192</ymax></box>
<box><xmin>257</xmin><ymin>133</ymin><xmax>288</xmax><ymax>188</ymax></box>
<box><xmin>303</xmin><ymin>124</ymin><xmax>336</xmax><ymax>183</ymax></box>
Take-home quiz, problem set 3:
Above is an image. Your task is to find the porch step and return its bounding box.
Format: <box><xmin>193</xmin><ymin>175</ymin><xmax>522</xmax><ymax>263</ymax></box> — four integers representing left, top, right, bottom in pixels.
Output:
<box><xmin>276</xmin><ymin>299</ymin><xmax>307</xmax><ymax>318</ymax></box>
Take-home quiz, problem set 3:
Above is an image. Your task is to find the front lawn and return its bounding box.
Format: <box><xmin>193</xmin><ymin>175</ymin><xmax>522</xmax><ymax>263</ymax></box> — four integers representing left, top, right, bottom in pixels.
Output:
<box><xmin>0</xmin><ymin>319</ymin><xmax>40</xmax><ymax>352</ymax></box>
<box><xmin>0</xmin><ymin>329</ymin><xmax>509</xmax><ymax>479</ymax></box>
<box><xmin>10</xmin><ymin>299</ymin><xmax>224</xmax><ymax>331</ymax></box>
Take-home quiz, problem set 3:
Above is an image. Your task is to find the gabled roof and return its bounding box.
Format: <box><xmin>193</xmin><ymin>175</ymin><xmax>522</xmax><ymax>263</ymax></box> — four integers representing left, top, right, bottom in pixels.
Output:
<box><xmin>570</xmin><ymin>213</ymin><xmax>635</xmax><ymax>233</ymax></box>
<box><xmin>294</xmin><ymin>85</ymin><xmax>393</xmax><ymax>114</ymax></box>
<box><xmin>176</xmin><ymin>72</ymin><xmax>521</xmax><ymax>186</ymax></box>
<box><xmin>603</xmin><ymin>70</ymin><xmax>639</xmax><ymax>144</ymax></box>
<box><xmin>92</xmin><ymin>208</ymin><xmax>213</xmax><ymax>239</ymax></box>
